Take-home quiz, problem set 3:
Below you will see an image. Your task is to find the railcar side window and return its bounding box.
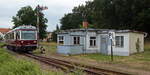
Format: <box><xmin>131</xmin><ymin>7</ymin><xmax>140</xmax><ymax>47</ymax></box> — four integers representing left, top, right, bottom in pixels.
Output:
<box><xmin>16</xmin><ymin>31</ymin><xmax>20</xmax><ymax>40</ymax></box>
<box><xmin>12</xmin><ymin>32</ymin><xmax>14</xmax><ymax>39</ymax></box>
<box><xmin>8</xmin><ymin>33</ymin><xmax>10</xmax><ymax>39</ymax></box>
<box><xmin>58</xmin><ymin>36</ymin><xmax>64</xmax><ymax>45</ymax></box>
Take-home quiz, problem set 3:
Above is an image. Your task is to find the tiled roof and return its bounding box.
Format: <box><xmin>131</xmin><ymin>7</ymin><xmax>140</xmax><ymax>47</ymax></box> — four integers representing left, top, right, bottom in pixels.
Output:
<box><xmin>0</xmin><ymin>28</ymin><xmax>11</xmax><ymax>33</ymax></box>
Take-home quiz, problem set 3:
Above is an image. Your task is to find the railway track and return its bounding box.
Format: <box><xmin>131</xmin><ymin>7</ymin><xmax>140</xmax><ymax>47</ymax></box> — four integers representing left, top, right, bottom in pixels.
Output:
<box><xmin>23</xmin><ymin>53</ymin><xmax>131</xmax><ymax>75</ymax></box>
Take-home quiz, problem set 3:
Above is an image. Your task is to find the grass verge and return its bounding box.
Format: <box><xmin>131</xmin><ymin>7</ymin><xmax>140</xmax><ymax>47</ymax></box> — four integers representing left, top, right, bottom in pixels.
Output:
<box><xmin>39</xmin><ymin>41</ymin><xmax>150</xmax><ymax>71</ymax></box>
<box><xmin>0</xmin><ymin>42</ymin><xmax>85</xmax><ymax>75</ymax></box>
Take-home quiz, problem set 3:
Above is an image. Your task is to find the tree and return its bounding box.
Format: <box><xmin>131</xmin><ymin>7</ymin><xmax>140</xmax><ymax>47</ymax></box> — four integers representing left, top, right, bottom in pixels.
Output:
<box><xmin>60</xmin><ymin>13</ymin><xmax>82</xmax><ymax>30</ymax></box>
<box><xmin>60</xmin><ymin>0</ymin><xmax>150</xmax><ymax>37</ymax></box>
<box><xmin>56</xmin><ymin>24</ymin><xmax>60</xmax><ymax>30</ymax></box>
<box><xmin>12</xmin><ymin>6</ymin><xmax>48</xmax><ymax>39</ymax></box>
<box><xmin>60</xmin><ymin>1</ymin><xmax>101</xmax><ymax>30</ymax></box>
<box><xmin>51</xmin><ymin>25</ymin><xmax>60</xmax><ymax>42</ymax></box>
<box><xmin>101</xmin><ymin>0</ymin><xmax>150</xmax><ymax>35</ymax></box>
<box><xmin>60</xmin><ymin>4</ymin><xmax>92</xmax><ymax>30</ymax></box>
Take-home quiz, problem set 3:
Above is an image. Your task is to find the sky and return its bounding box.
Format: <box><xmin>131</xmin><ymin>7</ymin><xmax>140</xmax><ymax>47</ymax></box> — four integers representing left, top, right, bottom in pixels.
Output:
<box><xmin>0</xmin><ymin>0</ymin><xmax>91</xmax><ymax>32</ymax></box>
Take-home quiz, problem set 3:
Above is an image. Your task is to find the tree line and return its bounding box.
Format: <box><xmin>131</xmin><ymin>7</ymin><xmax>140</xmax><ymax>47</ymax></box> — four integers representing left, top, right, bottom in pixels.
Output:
<box><xmin>12</xmin><ymin>6</ymin><xmax>48</xmax><ymax>39</ymax></box>
<box><xmin>60</xmin><ymin>0</ymin><xmax>150</xmax><ymax>37</ymax></box>
<box><xmin>12</xmin><ymin>0</ymin><xmax>150</xmax><ymax>41</ymax></box>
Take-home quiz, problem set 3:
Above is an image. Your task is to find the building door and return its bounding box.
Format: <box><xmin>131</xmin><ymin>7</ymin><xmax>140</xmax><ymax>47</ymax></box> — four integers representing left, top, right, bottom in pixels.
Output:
<box><xmin>100</xmin><ymin>35</ymin><xmax>108</xmax><ymax>54</ymax></box>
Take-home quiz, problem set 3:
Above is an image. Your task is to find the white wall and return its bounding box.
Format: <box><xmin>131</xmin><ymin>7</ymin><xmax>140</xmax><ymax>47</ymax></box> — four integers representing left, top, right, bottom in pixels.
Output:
<box><xmin>129</xmin><ymin>33</ymin><xmax>144</xmax><ymax>54</ymax></box>
<box><xmin>86</xmin><ymin>32</ymin><xmax>99</xmax><ymax>53</ymax></box>
<box><xmin>57</xmin><ymin>31</ymin><xmax>144</xmax><ymax>56</ymax></box>
<box><xmin>57</xmin><ymin>34</ymin><xmax>71</xmax><ymax>45</ymax></box>
<box><xmin>108</xmin><ymin>33</ymin><xmax>130</xmax><ymax>56</ymax></box>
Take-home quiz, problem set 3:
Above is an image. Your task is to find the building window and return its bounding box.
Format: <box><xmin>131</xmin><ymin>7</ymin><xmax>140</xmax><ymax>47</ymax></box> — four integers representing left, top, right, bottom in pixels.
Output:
<box><xmin>58</xmin><ymin>36</ymin><xmax>64</xmax><ymax>45</ymax></box>
<box><xmin>73</xmin><ymin>36</ymin><xmax>80</xmax><ymax>45</ymax></box>
<box><xmin>90</xmin><ymin>37</ymin><xmax>96</xmax><ymax>47</ymax></box>
<box><xmin>115</xmin><ymin>36</ymin><xmax>124</xmax><ymax>47</ymax></box>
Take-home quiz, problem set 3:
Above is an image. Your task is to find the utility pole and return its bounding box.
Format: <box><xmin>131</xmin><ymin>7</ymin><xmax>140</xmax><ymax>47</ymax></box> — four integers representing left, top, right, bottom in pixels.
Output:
<box><xmin>36</xmin><ymin>5</ymin><xmax>48</xmax><ymax>47</ymax></box>
<box><xmin>37</xmin><ymin>5</ymin><xmax>40</xmax><ymax>42</ymax></box>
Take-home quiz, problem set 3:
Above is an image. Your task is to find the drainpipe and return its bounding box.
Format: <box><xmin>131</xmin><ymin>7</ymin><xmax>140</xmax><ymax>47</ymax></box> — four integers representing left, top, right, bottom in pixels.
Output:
<box><xmin>84</xmin><ymin>28</ymin><xmax>87</xmax><ymax>54</ymax></box>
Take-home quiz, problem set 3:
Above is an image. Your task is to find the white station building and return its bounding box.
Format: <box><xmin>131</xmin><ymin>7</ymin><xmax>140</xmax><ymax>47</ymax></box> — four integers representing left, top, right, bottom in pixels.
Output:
<box><xmin>57</xmin><ymin>29</ymin><xmax>146</xmax><ymax>56</ymax></box>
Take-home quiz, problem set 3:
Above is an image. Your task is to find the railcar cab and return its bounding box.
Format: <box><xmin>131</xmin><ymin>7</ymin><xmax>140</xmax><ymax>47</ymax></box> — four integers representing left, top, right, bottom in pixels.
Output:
<box><xmin>5</xmin><ymin>25</ymin><xmax>38</xmax><ymax>52</ymax></box>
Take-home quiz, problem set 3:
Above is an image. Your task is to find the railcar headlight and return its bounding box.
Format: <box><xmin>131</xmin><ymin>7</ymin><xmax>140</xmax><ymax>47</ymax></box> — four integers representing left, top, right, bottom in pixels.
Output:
<box><xmin>34</xmin><ymin>41</ymin><xmax>37</xmax><ymax>43</ymax></box>
<box><xmin>21</xmin><ymin>41</ymin><xmax>24</xmax><ymax>43</ymax></box>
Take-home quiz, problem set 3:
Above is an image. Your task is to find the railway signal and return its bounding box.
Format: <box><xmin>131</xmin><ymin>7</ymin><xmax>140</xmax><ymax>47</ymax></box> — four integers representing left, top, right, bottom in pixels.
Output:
<box><xmin>36</xmin><ymin>5</ymin><xmax>48</xmax><ymax>47</ymax></box>
<box><xmin>109</xmin><ymin>31</ymin><xmax>116</xmax><ymax>61</ymax></box>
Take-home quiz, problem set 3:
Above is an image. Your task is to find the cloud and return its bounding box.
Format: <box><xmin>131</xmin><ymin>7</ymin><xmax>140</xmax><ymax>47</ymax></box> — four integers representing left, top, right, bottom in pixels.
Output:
<box><xmin>0</xmin><ymin>0</ymin><xmax>91</xmax><ymax>31</ymax></box>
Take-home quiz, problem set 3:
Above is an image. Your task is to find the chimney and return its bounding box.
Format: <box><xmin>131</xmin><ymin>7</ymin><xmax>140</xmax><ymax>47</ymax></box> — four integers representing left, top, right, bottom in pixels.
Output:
<box><xmin>82</xmin><ymin>21</ymin><xmax>88</xmax><ymax>28</ymax></box>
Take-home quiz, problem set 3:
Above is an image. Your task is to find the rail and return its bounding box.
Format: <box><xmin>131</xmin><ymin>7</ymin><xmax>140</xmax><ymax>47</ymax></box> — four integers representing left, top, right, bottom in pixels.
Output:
<box><xmin>24</xmin><ymin>53</ymin><xmax>131</xmax><ymax>75</ymax></box>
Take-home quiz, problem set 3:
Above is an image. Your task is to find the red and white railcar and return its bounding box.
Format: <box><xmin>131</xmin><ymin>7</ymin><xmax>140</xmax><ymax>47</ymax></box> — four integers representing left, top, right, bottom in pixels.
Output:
<box><xmin>5</xmin><ymin>25</ymin><xmax>37</xmax><ymax>52</ymax></box>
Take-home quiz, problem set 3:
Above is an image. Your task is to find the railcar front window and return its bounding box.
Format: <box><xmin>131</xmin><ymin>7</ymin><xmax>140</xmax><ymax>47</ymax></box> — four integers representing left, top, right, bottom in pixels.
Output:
<box><xmin>21</xmin><ymin>31</ymin><xmax>36</xmax><ymax>40</ymax></box>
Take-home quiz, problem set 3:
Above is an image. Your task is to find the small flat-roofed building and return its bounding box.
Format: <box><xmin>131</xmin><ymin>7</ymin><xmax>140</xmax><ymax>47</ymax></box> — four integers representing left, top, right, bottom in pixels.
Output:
<box><xmin>57</xmin><ymin>29</ymin><xmax>146</xmax><ymax>56</ymax></box>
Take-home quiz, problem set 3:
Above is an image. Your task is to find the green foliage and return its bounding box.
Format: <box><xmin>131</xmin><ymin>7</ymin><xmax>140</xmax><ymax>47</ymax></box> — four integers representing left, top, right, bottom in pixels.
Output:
<box><xmin>60</xmin><ymin>13</ymin><xmax>82</xmax><ymax>30</ymax></box>
<box><xmin>0</xmin><ymin>49</ymin><xmax>12</xmax><ymax>64</ymax></box>
<box><xmin>60</xmin><ymin>0</ymin><xmax>150</xmax><ymax>37</ymax></box>
<box><xmin>12</xmin><ymin>6</ymin><xmax>48</xmax><ymax>39</ymax></box>
<box><xmin>39</xmin><ymin>42</ymin><xmax>57</xmax><ymax>54</ymax></box>
<box><xmin>0</xmin><ymin>60</ymin><xmax>42</xmax><ymax>75</ymax></box>
<box><xmin>0</xmin><ymin>44</ymin><xmax>62</xmax><ymax>75</ymax></box>
<box><xmin>51</xmin><ymin>25</ymin><xmax>60</xmax><ymax>42</ymax></box>
<box><xmin>51</xmin><ymin>31</ymin><xmax>57</xmax><ymax>42</ymax></box>
<box><xmin>0</xmin><ymin>48</ymin><xmax>42</xmax><ymax>75</ymax></box>
<box><xmin>79</xmin><ymin>24</ymin><xmax>96</xmax><ymax>28</ymax></box>
<box><xmin>0</xmin><ymin>43</ymin><xmax>87</xmax><ymax>75</ymax></box>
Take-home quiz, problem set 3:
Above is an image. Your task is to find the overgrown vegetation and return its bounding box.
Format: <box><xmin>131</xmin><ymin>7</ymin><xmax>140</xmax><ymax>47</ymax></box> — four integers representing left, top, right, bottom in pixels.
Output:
<box><xmin>73</xmin><ymin>41</ymin><xmax>150</xmax><ymax>71</ymax></box>
<box><xmin>0</xmin><ymin>47</ymin><xmax>44</xmax><ymax>75</ymax></box>
<box><xmin>60</xmin><ymin>0</ymin><xmax>150</xmax><ymax>37</ymax></box>
<box><xmin>12</xmin><ymin>6</ymin><xmax>48</xmax><ymax>39</ymax></box>
<box><xmin>39</xmin><ymin>42</ymin><xmax>57</xmax><ymax>54</ymax></box>
<box><xmin>0</xmin><ymin>43</ymin><xmax>86</xmax><ymax>75</ymax></box>
<box><xmin>40</xmin><ymin>41</ymin><xmax>150</xmax><ymax>71</ymax></box>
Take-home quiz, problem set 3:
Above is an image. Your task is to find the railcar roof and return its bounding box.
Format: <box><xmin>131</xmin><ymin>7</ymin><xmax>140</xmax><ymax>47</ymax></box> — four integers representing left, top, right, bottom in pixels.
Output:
<box><xmin>14</xmin><ymin>25</ymin><xmax>36</xmax><ymax>30</ymax></box>
<box><xmin>6</xmin><ymin>25</ymin><xmax>37</xmax><ymax>34</ymax></box>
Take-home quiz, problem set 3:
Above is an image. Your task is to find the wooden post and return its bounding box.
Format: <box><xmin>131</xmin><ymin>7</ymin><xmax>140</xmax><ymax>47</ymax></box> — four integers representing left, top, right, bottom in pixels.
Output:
<box><xmin>111</xmin><ymin>39</ymin><xmax>113</xmax><ymax>61</ymax></box>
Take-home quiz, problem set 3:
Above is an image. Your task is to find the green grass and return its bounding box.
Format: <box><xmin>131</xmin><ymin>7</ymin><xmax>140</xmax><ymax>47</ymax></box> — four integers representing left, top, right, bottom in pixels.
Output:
<box><xmin>74</xmin><ymin>40</ymin><xmax>150</xmax><ymax>61</ymax></box>
<box><xmin>0</xmin><ymin>48</ymin><xmax>44</xmax><ymax>75</ymax></box>
<box><xmin>40</xmin><ymin>42</ymin><xmax>57</xmax><ymax>53</ymax></box>
<box><xmin>39</xmin><ymin>41</ymin><xmax>150</xmax><ymax>71</ymax></box>
<box><xmin>0</xmin><ymin>43</ymin><xmax>57</xmax><ymax>75</ymax></box>
<box><xmin>0</xmin><ymin>42</ymin><xmax>85</xmax><ymax>75</ymax></box>
<box><xmin>34</xmin><ymin>42</ymin><xmax>57</xmax><ymax>54</ymax></box>
<box><xmin>39</xmin><ymin>41</ymin><xmax>150</xmax><ymax>62</ymax></box>
<box><xmin>34</xmin><ymin>41</ymin><xmax>150</xmax><ymax>72</ymax></box>
<box><xmin>73</xmin><ymin>41</ymin><xmax>150</xmax><ymax>71</ymax></box>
